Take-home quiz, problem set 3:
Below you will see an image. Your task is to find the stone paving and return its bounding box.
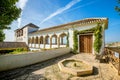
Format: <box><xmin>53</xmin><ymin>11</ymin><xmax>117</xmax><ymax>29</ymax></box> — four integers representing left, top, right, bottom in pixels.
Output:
<box><xmin>0</xmin><ymin>53</ymin><xmax>120</xmax><ymax>80</ymax></box>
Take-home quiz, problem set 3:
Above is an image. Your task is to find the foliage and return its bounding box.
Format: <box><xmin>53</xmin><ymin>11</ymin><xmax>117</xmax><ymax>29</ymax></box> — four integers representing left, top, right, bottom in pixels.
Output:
<box><xmin>0</xmin><ymin>0</ymin><xmax>21</xmax><ymax>41</ymax></box>
<box><xmin>73</xmin><ymin>23</ymin><xmax>103</xmax><ymax>54</ymax></box>
<box><xmin>10</xmin><ymin>48</ymin><xmax>27</xmax><ymax>54</ymax></box>
<box><xmin>94</xmin><ymin>23</ymin><xmax>102</xmax><ymax>53</ymax></box>
<box><xmin>73</xmin><ymin>30</ymin><xmax>78</xmax><ymax>53</ymax></box>
<box><xmin>115</xmin><ymin>0</ymin><xmax>120</xmax><ymax>14</ymax></box>
<box><xmin>0</xmin><ymin>30</ymin><xmax>5</xmax><ymax>42</ymax></box>
<box><xmin>66</xmin><ymin>32</ymin><xmax>69</xmax><ymax>47</ymax></box>
<box><xmin>15</xmin><ymin>48</ymin><xmax>24</xmax><ymax>52</ymax></box>
<box><xmin>0</xmin><ymin>48</ymin><xmax>27</xmax><ymax>55</ymax></box>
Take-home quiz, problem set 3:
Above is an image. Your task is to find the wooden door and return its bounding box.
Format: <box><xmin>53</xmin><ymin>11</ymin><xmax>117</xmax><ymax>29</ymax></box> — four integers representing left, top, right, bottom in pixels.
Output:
<box><xmin>79</xmin><ymin>35</ymin><xmax>92</xmax><ymax>53</ymax></box>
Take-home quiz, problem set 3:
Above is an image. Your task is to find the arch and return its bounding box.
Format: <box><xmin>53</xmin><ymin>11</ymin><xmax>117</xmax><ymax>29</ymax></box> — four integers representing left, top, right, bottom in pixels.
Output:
<box><xmin>28</xmin><ymin>37</ymin><xmax>31</xmax><ymax>44</ymax></box>
<box><xmin>59</xmin><ymin>33</ymin><xmax>67</xmax><ymax>45</ymax></box>
<box><xmin>45</xmin><ymin>35</ymin><xmax>50</xmax><ymax>44</ymax></box>
<box><xmin>31</xmin><ymin>37</ymin><xmax>34</xmax><ymax>44</ymax></box>
<box><xmin>40</xmin><ymin>36</ymin><xmax>44</xmax><ymax>44</ymax></box>
<box><xmin>52</xmin><ymin>34</ymin><xmax>57</xmax><ymax>45</ymax></box>
<box><xmin>36</xmin><ymin>36</ymin><xmax>38</xmax><ymax>44</ymax></box>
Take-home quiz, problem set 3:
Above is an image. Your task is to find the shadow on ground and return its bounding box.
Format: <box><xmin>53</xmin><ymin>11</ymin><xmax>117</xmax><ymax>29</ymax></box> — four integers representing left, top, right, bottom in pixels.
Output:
<box><xmin>80</xmin><ymin>66</ymin><xmax>99</xmax><ymax>77</ymax></box>
<box><xmin>0</xmin><ymin>53</ymin><xmax>74</xmax><ymax>80</ymax></box>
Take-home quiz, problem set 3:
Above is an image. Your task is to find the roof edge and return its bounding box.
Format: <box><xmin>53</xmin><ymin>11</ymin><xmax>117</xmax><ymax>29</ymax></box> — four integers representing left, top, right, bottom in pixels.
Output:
<box><xmin>15</xmin><ymin>23</ymin><xmax>39</xmax><ymax>31</ymax></box>
<box><xmin>30</xmin><ymin>17</ymin><xmax>108</xmax><ymax>34</ymax></box>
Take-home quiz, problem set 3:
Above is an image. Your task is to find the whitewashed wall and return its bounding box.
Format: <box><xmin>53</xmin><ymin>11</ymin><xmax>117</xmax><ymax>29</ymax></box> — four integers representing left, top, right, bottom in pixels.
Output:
<box><xmin>28</xmin><ymin>29</ymin><xmax>68</xmax><ymax>50</ymax></box>
<box><xmin>52</xmin><ymin>45</ymin><xmax>58</xmax><ymax>48</ymax></box>
<box><xmin>0</xmin><ymin>48</ymin><xmax>71</xmax><ymax>72</ymax></box>
<box><xmin>100</xmin><ymin>27</ymin><xmax>105</xmax><ymax>54</ymax></box>
<box><xmin>68</xmin><ymin>28</ymin><xmax>74</xmax><ymax>48</ymax></box>
<box><xmin>68</xmin><ymin>23</ymin><xmax>97</xmax><ymax>54</ymax></box>
<box><xmin>28</xmin><ymin>22</ymin><xmax>106</xmax><ymax>54</ymax></box>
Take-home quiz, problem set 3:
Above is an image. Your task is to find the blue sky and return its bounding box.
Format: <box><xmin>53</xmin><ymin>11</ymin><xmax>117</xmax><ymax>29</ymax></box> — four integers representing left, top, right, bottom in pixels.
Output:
<box><xmin>4</xmin><ymin>0</ymin><xmax>120</xmax><ymax>43</ymax></box>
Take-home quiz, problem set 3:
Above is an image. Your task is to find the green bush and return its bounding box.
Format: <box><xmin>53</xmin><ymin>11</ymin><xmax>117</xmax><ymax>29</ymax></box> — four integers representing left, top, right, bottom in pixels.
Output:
<box><xmin>94</xmin><ymin>23</ymin><xmax>102</xmax><ymax>53</ymax></box>
<box><xmin>15</xmin><ymin>48</ymin><xmax>24</xmax><ymax>52</ymax></box>
<box><xmin>0</xmin><ymin>48</ymin><xmax>28</xmax><ymax>55</ymax></box>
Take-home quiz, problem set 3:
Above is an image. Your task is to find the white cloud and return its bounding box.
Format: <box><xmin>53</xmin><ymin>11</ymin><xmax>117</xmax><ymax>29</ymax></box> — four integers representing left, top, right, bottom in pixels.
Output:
<box><xmin>17</xmin><ymin>0</ymin><xmax>28</xmax><ymax>28</ymax></box>
<box><xmin>40</xmin><ymin>0</ymin><xmax>81</xmax><ymax>24</ymax></box>
<box><xmin>17</xmin><ymin>0</ymin><xmax>28</xmax><ymax>10</ymax></box>
<box><xmin>63</xmin><ymin>0</ymin><xmax>97</xmax><ymax>14</ymax></box>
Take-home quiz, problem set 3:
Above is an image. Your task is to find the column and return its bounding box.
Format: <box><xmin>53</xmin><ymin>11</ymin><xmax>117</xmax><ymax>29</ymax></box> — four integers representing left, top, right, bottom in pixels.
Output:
<box><xmin>38</xmin><ymin>36</ymin><xmax>40</xmax><ymax>48</ymax></box>
<box><xmin>55</xmin><ymin>37</ymin><xmax>57</xmax><ymax>44</ymax></box>
<box><xmin>61</xmin><ymin>37</ymin><xmax>63</xmax><ymax>45</ymax></box>
<box><xmin>57</xmin><ymin>36</ymin><xmax>60</xmax><ymax>48</ymax></box>
<box><xmin>50</xmin><ymin>37</ymin><xmax>52</xmax><ymax>48</ymax></box>
<box><xmin>43</xmin><ymin>36</ymin><xmax>45</xmax><ymax>49</ymax></box>
<box><xmin>34</xmin><ymin>37</ymin><xmax>36</xmax><ymax>48</ymax></box>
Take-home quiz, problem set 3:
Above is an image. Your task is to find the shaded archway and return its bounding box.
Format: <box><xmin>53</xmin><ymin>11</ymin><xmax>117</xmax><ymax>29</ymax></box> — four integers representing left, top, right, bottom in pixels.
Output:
<box><xmin>31</xmin><ymin>37</ymin><xmax>34</xmax><ymax>44</ymax></box>
<box><xmin>59</xmin><ymin>33</ymin><xmax>67</xmax><ymax>45</ymax></box>
<box><xmin>40</xmin><ymin>36</ymin><xmax>44</xmax><ymax>44</ymax></box>
<box><xmin>34</xmin><ymin>37</ymin><xmax>36</xmax><ymax>44</ymax></box>
<box><xmin>36</xmin><ymin>36</ymin><xmax>38</xmax><ymax>44</ymax></box>
<box><xmin>52</xmin><ymin>34</ymin><xmax>57</xmax><ymax>45</ymax></box>
<box><xmin>28</xmin><ymin>37</ymin><xmax>31</xmax><ymax>44</ymax></box>
<box><xmin>45</xmin><ymin>35</ymin><xmax>50</xmax><ymax>44</ymax></box>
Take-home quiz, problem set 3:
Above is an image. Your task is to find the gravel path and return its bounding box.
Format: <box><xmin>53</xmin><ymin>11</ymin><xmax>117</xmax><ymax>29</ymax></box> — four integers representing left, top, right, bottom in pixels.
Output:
<box><xmin>0</xmin><ymin>53</ymin><xmax>120</xmax><ymax>80</ymax></box>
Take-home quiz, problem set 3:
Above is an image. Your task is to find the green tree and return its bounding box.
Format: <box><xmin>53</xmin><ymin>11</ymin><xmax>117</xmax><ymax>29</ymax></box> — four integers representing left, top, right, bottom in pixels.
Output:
<box><xmin>0</xmin><ymin>0</ymin><xmax>21</xmax><ymax>41</ymax></box>
<box><xmin>0</xmin><ymin>30</ymin><xmax>5</xmax><ymax>42</ymax></box>
<box><xmin>115</xmin><ymin>0</ymin><xmax>120</xmax><ymax>14</ymax></box>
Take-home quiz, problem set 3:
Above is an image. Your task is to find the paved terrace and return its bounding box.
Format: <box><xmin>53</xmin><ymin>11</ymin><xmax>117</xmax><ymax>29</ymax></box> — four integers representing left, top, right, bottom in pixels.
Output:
<box><xmin>0</xmin><ymin>53</ymin><xmax>120</xmax><ymax>80</ymax></box>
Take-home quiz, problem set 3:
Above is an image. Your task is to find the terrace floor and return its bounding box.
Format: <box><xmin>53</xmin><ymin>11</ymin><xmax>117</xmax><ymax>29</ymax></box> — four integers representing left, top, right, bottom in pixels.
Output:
<box><xmin>0</xmin><ymin>53</ymin><xmax>120</xmax><ymax>80</ymax></box>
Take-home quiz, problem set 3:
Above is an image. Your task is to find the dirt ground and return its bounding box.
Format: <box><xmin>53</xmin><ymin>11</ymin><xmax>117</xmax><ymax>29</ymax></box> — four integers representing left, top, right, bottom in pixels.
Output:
<box><xmin>0</xmin><ymin>53</ymin><xmax>120</xmax><ymax>80</ymax></box>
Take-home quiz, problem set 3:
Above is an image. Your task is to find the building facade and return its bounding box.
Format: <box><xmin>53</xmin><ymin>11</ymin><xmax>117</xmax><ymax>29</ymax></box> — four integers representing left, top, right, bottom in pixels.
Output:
<box><xmin>15</xmin><ymin>18</ymin><xmax>108</xmax><ymax>54</ymax></box>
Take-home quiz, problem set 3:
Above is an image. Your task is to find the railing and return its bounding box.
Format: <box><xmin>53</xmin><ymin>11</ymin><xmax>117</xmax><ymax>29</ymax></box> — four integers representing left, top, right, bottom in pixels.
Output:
<box><xmin>104</xmin><ymin>47</ymin><xmax>120</xmax><ymax>75</ymax></box>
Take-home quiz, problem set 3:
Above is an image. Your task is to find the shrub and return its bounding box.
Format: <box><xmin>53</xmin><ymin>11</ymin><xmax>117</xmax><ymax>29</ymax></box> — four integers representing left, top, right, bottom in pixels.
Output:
<box><xmin>15</xmin><ymin>48</ymin><xmax>24</xmax><ymax>52</ymax></box>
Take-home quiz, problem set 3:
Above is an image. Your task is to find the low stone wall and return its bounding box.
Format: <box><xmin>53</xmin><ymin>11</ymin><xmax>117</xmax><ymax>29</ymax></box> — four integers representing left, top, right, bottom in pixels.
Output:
<box><xmin>0</xmin><ymin>48</ymin><xmax>71</xmax><ymax>72</ymax></box>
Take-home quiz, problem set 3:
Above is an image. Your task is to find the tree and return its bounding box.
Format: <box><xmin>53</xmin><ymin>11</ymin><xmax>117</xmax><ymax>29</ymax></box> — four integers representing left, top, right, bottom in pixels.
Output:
<box><xmin>0</xmin><ymin>0</ymin><xmax>21</xmax><ymax>41</ymax></box>
<box><xmin>0</xmin><ymin>30</ymin><xmax>5</xmax><ymax>42</ymax></box>
<box><xmin>115</xmin><ymin>0</ymin><xmax>120</xmax><ymax>14</ymax></box>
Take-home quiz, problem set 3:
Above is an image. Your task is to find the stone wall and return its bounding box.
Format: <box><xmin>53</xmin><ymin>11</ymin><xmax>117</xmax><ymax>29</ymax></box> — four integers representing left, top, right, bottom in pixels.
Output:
<box><xmin>0</xmin><ymin>48</ymin><xmax>71</xmax><ymax>72</ymax></box>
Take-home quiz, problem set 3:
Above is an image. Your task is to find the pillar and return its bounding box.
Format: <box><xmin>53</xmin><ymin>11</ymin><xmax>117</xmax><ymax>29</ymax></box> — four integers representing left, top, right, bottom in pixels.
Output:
<box><xmin>50</xmin><ymin>37</ymin><xmax>52</xmax><ymax>48</ymax></box>
<box><xmin>38</xmin><ymin>37</ymin><xmax>40</xmax><ymax>48</ymax></box>
<box><xmin>55</xmin><ymin>37</ymin><xmax>57</xmax><ymax>44</ymax></box>
<box><xmin>34</xmin><ymin>37</ymin><xmax>36</xmax><ymax>48</ymax></box>
<box><xmin>58</xmin><ymin>36</ymin><xmax>60</xmax><ymax>48</ymax></box>
<box><xmin>43</xmin><ymin>37</ymin><xmax>45</xmax><ymax>49</ymax></box>
<box><xmin>61</xmin><ymin>36</ymin><xmax>63</xmax><ymax>45</ymax></box>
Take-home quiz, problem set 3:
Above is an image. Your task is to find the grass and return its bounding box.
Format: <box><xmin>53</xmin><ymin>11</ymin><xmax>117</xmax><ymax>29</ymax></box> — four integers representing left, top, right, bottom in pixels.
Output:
<box><xmin>9</xmin><ymin>51</ymin><xmax>27</xmax><ymax>54</ymax></box>
<box><xmin>0</xmin><ymin>48</ymin><xmax>28</xmax><ymax>55</ymax></box>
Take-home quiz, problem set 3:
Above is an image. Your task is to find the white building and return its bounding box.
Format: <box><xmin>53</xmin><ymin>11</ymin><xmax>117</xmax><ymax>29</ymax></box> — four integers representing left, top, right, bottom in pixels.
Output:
<box><xmin>15</xmin><ymin>18</ymin><xmax>108</xmax><ymax>54</ymax></box>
